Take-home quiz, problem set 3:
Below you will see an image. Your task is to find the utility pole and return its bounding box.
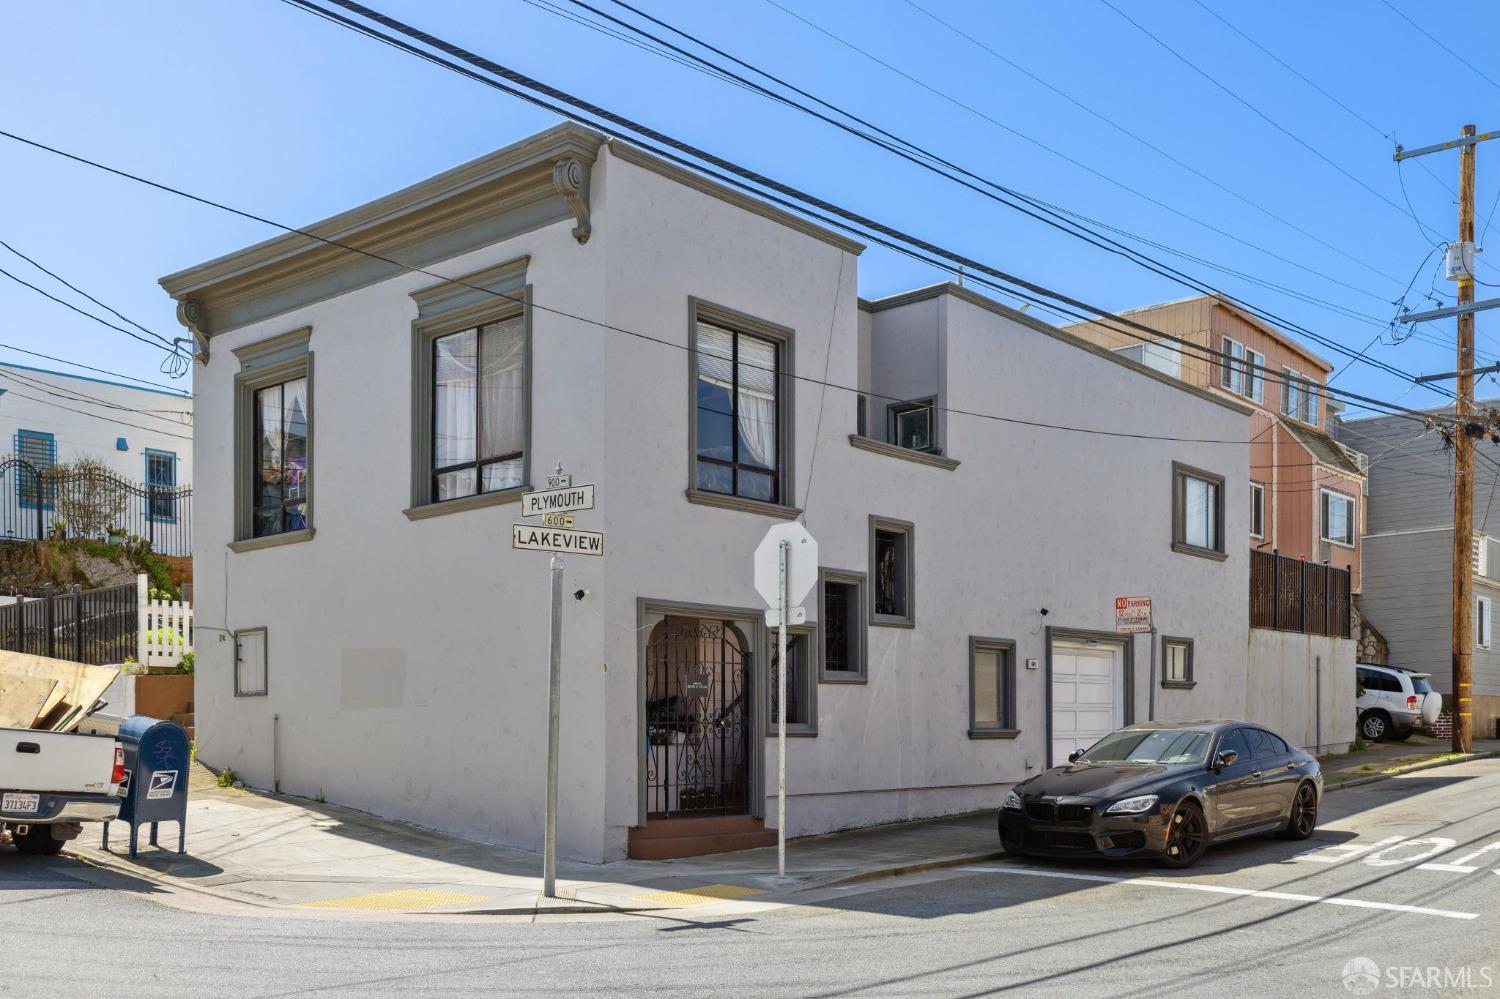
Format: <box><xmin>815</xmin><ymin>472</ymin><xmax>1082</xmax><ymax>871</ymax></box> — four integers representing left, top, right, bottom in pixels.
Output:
<box><xmin>1395</xmin><ymin>124</ymin><xmax>1499</xmax><ymax>753</ymax></box>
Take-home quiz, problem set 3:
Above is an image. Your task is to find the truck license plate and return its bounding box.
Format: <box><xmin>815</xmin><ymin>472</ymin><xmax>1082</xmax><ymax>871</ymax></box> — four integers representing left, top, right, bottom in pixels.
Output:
<box><xmin>2</xmin><ymin>792</ymin><xmax>40</xmax><ymax>814</ymax></box>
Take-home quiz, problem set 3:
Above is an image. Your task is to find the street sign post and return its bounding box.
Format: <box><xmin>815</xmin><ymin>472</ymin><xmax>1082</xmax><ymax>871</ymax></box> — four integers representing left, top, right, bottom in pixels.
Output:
<box><xmin>514</xmin><ymin>464</ymin><xmax>602</xmax><ymax>898</ymax></box>
<box><xmin>754</xmin><ymin>522</ymin><xmax>817</xmax><ymax>879</ymax></box>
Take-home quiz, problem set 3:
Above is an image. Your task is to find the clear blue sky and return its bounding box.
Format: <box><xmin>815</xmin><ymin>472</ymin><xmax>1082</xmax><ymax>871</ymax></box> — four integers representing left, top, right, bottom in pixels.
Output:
<box><xmin>3</xmin><ymin>0</ymin><xmax>1498</xmax><ymax>415</ymax></box>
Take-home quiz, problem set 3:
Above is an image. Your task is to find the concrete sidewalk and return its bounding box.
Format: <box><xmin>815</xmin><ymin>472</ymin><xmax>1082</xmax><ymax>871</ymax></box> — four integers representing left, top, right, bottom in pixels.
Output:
<box><xmin>67</xmin><ymin>763</ymin><xmax>1002</xmax><ymax>917</ymax></box>
<box><xmin>1318</xmin><ymin>734</ymin><xmax>1500</xmax><ymax>789</ymax></box>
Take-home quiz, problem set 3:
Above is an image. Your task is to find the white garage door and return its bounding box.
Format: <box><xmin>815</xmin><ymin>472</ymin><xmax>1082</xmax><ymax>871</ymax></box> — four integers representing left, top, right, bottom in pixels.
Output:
<box><xmin>1051</xmin><ymin>642</ymin><xmax>1122</xmax><ymax>765</ymax></box>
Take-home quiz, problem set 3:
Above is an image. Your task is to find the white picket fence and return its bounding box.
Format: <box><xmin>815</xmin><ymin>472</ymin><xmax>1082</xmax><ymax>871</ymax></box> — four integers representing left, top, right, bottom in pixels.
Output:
<box><xmin>136</xmin><ymin>574</ymin><xmax>193</xmax><ymax>669</ymax></box>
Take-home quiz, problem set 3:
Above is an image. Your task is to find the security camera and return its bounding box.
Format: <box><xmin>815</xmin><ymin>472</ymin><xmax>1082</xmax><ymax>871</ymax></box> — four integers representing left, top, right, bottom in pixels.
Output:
<box><xmin>573</xmin><ymin>589</ymin><xmax>589</xmax><ymax>601</ymax></box>
<box><xmin>1039</xmin><ymin>608</ymin><xmax>1049</xmax><ymax>616</ymax></box>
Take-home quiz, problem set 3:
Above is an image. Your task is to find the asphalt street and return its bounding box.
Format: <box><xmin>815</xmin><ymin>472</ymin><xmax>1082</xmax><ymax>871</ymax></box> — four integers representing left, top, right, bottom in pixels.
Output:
<box><xmin>4</xmin><ymin>759</ymin><xmax>1499</xmax><ymax>998</ymax></box>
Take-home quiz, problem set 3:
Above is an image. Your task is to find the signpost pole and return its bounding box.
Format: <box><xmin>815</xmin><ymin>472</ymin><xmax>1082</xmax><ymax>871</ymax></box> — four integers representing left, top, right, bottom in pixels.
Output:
<box><xmin>543</xmin><ymin>552</ymin><xmax>563</xmax><ymax>899</ymax></box>
<box><xmin>1147</xmin><ymin>626</ymin><xmax>1157</xmax><ymax>722</ymax></box>
<box><xmin>777</xmin><ymin>539</ymin><xmax>789</xmax><ymax>880</ymax></box>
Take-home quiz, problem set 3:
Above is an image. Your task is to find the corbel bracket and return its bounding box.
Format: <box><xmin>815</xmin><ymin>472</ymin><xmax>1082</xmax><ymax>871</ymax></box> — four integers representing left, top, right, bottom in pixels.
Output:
<box><xmin>552</xmin><ymin>157</ymin><xmax>592</xmax><ymax>244</ymax></box>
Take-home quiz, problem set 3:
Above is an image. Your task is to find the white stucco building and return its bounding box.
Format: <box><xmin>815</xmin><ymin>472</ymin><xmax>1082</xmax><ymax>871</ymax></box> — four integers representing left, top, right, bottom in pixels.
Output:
<box><xmin>162</xmin><ymin>123</ymin><xmax>1259</xmax><ymax>862</ymax></box>
<box><xmin>0</xmin><ymin>362</ymin><xmax>193</xmax><ymax>548</ymax></box>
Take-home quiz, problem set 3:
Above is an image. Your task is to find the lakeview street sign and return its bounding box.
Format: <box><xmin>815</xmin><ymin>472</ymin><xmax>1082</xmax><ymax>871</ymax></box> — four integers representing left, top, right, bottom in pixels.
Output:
<box><xmin>512</xmin><ymin>523</ymin><xmax>604</xmax><ymax>557</ymax></box>
<box><xmin>1114</xmin><ymin>596</ymin><xmax>1152</xmax><ymax>634</ymax></box>
<box><xmin>522</xmin><ymin>483</ymin><xmax>596</xmax><ymax>518</ymax></box>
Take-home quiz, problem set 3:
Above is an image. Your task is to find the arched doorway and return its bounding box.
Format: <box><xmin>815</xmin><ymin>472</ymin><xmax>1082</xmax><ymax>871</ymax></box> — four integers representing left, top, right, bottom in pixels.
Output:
<box><xmin>643</xmin><ymin>617</ymin><xmax>751</xmax><ymax>818</ymax></box>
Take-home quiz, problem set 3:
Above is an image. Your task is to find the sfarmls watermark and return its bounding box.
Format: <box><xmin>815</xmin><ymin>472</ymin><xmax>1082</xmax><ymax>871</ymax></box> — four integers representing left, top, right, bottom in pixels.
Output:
<box><xmin>1343</xmin><ymin>957</ymin><xmax>1496</xmax><ymax>994</ymax></box>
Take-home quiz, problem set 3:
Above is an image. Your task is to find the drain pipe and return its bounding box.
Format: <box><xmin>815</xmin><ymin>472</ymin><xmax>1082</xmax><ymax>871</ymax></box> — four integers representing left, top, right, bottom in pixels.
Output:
<box><xmin>1147</xmin><ymin>627</ymin><xmax>1157</xmax><ymax>721</ymax></box>
<box><xmin>1314</xmin><ymin>655</ymin><xmax>1322</xmax><ymax>754</ymax></box>
<box><xmin>272</xmin><ymin>712</ymin><xmax>280</xmax><ymax>793</ymax></box>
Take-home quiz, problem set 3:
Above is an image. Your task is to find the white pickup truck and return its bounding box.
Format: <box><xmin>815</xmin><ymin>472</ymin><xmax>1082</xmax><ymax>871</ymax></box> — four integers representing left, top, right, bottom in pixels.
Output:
<box><xmin>1</xmin><ymin>728</ymin><xmax>125</xmax><ymax>855</ymax></box>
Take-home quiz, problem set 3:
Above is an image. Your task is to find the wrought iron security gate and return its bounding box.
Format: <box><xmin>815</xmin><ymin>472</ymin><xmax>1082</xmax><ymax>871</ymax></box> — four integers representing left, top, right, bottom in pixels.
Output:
<box><xmin>644</xmin><ymin>620</ymin><xmax>751</xmax><ymax>818</ymax></box>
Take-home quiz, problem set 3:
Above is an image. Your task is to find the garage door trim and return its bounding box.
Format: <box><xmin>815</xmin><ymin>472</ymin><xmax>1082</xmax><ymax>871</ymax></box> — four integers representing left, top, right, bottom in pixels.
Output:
<box><xmin>1044</xmin><ymin>626</ymin><xmax>1134</xmax><ymax>769</ymax></box>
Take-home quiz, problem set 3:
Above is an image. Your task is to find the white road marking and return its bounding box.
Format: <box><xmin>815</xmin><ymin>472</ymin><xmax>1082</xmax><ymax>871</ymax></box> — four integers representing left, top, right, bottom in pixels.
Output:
<box><xmin>1363</xmin><ymin>837</ymin><xmax>1457</xmax><ymax>867</ymax></box>
<box><xmin>1294</xmin><ymin>836</ymin><xmax>1406</xmax><ymax>864</ymax></box>
<box><xmin>958</xmin><ymin>867</ymin><xmax>1478</xmax><ymax>921</ymax></box>
<box><xmin>1419</xmin><ymin>842</ymin><xmax>1500</xmax><ymax>873</ymax></box>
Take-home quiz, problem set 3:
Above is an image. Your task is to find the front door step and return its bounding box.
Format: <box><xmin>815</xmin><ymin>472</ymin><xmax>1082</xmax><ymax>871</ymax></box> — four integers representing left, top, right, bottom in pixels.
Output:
<box><xmin>627</xmin><ymin>815</ymin><xmax>776</xmax><ymax>860</ymax></box>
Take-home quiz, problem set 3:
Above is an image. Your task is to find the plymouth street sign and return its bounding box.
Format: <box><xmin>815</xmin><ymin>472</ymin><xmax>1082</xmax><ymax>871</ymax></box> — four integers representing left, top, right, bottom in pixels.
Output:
<box><xmin>521</xmin><ymin>483</ymin><xmax>596</xmax><ymax>518</ymax></box>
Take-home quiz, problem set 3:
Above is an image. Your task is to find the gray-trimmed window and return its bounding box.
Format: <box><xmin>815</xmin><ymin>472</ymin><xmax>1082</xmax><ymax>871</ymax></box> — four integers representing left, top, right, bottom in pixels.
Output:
<box><xmin>869</xmin><ymin>515</ymin><xmax>915</xmax><ymax>626</ymax></box>
<box><xmin>234</xmin><ymin>627</ymin><xmax>268</xmax><ymax>697</ymax></box>
<box><xmin>687</xmin><ymin>299</ymin><xmax>795</xmax><ymax>516</ymax></box>
<box><xmin>969</xmin><ymin>637</ymin><xmax>1017</xmax><ymax>737</ymax></box>
<box><xmin>888</xmin><ymin>398</ymin><xmax>937</xmax><ymax>453</ymax></box>
<box><xmin>232</xmin><ymin>327</ymin><xmax>313</xmax><ymax>550</ymax></box>
<box><xmin>818</xmin><ymin>568</ymin><xmax>867</xmax><ymax>683</ymax></box>
<box><xmin>407</xmin><ymin>257</ymin><xmax>531</xmax><ymax>519</ymax></box>
<box><xmin>1172</xmin><ymin>463</ymin><xmax>1225</xmax><ymax>560</ymax></box>
<box><xmin>768</xmin><ymin>624</ymin><xmax>817</xmax><ymax>735</ymax></box>
<box><xmin>1162</xmin><ymin>636</ymin><xmax>1194</xmax><ymax>688</ymax></box>
<box><xmin>1320</xmin><ymin>488</ymin><xmax>1356</xmax><ymax>547</ymax></box>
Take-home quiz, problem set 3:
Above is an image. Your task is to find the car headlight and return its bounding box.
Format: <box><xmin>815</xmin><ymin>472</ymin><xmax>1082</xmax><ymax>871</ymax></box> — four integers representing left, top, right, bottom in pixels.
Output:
<box><xmin>1003</xmin><ymin>790</ymin><xmax>1023</xmax><ymax>811</ymax></box>
<box><xmin>1105</xmin><ymin>794</ymin><xmax>1158</xmax><ymax>814</ymax></box>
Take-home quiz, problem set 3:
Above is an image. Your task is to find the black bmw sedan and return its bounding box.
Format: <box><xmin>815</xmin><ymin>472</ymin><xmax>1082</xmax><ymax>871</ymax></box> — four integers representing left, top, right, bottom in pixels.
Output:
<box><xmin>998</xmin><ymin>721</ymin><xmax>1322</xmax><ymax>869</ymax></box>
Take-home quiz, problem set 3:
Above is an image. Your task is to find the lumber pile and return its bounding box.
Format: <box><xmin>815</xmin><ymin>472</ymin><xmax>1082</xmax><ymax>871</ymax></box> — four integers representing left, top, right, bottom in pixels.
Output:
<box><xmin>0</xmin><ymin>652</ymin><xmax>120</xmax><ymax>732</ymax></box>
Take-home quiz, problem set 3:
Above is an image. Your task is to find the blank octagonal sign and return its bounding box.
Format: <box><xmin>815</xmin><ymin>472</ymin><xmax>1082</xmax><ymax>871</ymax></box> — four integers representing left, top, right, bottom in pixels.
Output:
<box><xmin>754</xmin><ymin>522</ymin><xmax>819</xmax><ymax>608</ymax></box>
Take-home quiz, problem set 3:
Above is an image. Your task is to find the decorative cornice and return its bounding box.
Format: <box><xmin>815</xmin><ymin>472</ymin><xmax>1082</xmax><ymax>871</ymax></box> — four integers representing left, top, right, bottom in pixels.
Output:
<box><xmin>160</xmin><ymin>123</ymin><xmax>604</xmax><ymax>339</ymax></box>
<box><xmin>847</xmin><ymin>434</ymin><xmax>961</xmax><ymax>470</ymax></box>
<box><xmin>175</xmin><ymin>297</ymin><xmax>210</xmax><ymax>365</ymax></box>
<box><xmin>607</xmin><ymin>139</ymin><xmax>865</xmax><ymax>256</ymax></box>
<box><xmin>552</xmin><ymin>157</ymin><xmax>591</xmax><ymax>244</ymax></box>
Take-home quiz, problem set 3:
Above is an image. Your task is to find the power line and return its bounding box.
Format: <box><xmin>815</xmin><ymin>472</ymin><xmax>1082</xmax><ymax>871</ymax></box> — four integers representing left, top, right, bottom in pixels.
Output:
<box><xmin>268</xmin><ymin>0</ymin><xmax>1457</xmax><ymax>425</ymax></box>
<box><xmin>0</xmin><ymin>366</ymin><xmax>193</xmax><ymax>421</ymax></box>
<box><xmin>0</xmin><ymin>379</ymin><xmax>193</xmax><ymax>442</ymax></box>
<box><xmin>753</xmin><ymin>0</ymin><xmax>1405</xmax><ymax>308</ymax></box>
<box><xmin>0</xmin><ymin>342</ymin><xmax>190</xmax><ymax>395</ymax></box>
<box><xmin>896</xmin><ymin>0</ymin><xmax>1409</xmax><ymax>288</ymax></box>
<box><xmin>0</xmin><ymin>239</ymin><xmax>176</xmax><ymax>348</ymax></box>
<box><xmin>524</xmin><ymin>0</ymin><xmax>1447</xmax><ymax>396</ymax></box>
<box><xmin>1189</xmin><ymin>0</ymin><xmax>1456</xmax><ymax>198</ymax></box>
<box><xmin>1379</xmin><ymin>0</ymin><xmax>1500</xmax><ymax>95</ymax></box>
<box><xmin>1100</xmin><ymin>0</ymin><xmax>1450</xmax><ymax>246</ymax></box>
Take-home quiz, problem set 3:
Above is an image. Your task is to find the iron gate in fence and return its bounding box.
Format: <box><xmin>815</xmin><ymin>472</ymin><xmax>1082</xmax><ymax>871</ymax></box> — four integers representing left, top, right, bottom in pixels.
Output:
<box><xmin>0</xmin><ymin>457</ymin><xmax>192</xmax><ymax>557</ymax></box>
<box><xmin>1249</xmin><ymin>549</ymin><xmax>1352</xmax><ymax>638</ymax></box>
<box><xmin>0</xmin><ymin>581</ymin><xmax>138</xmax><ymax>665</ymax></box>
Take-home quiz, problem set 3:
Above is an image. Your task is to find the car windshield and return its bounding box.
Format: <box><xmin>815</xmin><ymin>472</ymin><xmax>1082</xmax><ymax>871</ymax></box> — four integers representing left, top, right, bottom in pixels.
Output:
<box><xmin>1078</xmin><ymin>729</ymin><xmax>1211</xmax><ymax>765</ymax></box>
<box><xmin>1411</xmin><ymin>676</ymin><xmax>1432</xmax><ymax>694</ymax></box>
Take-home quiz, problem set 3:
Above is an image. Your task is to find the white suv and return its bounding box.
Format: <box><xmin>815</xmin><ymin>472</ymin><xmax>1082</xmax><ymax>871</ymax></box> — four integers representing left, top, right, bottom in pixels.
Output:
<box><xmin>1356</xmin><ymin>664</ymin><xmax>1441</xmax><ymax>742</ymax></box>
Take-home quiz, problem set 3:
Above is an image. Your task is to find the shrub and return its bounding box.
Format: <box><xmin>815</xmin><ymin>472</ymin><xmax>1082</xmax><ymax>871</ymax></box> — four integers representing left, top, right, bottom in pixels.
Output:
<box><xmin>47</xmin><ymin>458</ymin><xmax>127</xmax><ymax>538</ymax></box>
<box><xmin>216</xmin><ymin>767</ymin><xmax>238</xmax><ymax>788</ymax></box>
<box><xmin>177</xmin><ymin>652</ymin><xmax>194</xmax><ymax>676</ymax></box>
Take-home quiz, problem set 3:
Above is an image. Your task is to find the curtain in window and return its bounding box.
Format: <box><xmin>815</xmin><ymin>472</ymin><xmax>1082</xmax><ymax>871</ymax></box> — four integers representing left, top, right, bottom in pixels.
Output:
<box><xmin>736</xmin><ymin>333</ymin><xmax>777</xmax><ymax>470</ymax></box>
<box><xmin>480</xmin><ymin>318</ymin><xmax>525</xmax><ymax>490</ymax></box>
<box><xmin>434</xmin><ymin>329</ymin><xmax>478</xmax><ymax>473</ymax></box>
<box><xmin>1184</xmin><ymin>476</ymin><xmax>1216</xmax><ymax>549</ymax></box>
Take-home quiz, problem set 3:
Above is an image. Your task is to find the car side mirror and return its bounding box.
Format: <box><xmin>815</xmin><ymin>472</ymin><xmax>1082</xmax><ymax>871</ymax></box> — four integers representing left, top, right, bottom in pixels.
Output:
<box><xmin>1067</xmin><ymin>750</ymin><xmax>1085</xmax><ymax>763</ymax></box>
<box><xmin>1213</xmin><ymin>749</ymin><xmax>1238</xmax><ymax>772</ymax></box>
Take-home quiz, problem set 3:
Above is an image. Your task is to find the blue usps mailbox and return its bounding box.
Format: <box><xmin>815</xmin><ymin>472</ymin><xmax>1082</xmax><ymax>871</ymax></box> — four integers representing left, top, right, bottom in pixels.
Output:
<box><xmin>103</xmin><ymin>715</ymin><xmax>190</xmax><ymax>857</ymax></box>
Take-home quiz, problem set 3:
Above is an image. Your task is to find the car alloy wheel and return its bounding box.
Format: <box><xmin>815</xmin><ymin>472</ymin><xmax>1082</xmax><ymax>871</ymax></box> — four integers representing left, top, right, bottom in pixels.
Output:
<box><xmin>1360</xmin><ymin>712</ymin><xmax>1388</xmax><ymax>741</ymax></box>
<box><xmin>1158</xmin><ymin>802</ymin><xmax>1206</xmax><ymax>869</ymax></box>
<box><xmin>1281</xmin><ymin>784</ymin><xmax>1318</xmax><ymax>841</ymax></box>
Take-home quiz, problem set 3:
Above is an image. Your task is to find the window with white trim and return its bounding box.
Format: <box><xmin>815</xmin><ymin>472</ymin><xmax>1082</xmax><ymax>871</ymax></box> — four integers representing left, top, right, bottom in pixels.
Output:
<box><xmin>1320</xmin><ymin>489</ymin><xmax>1356</xmax><ymax>547</ymax></box>
<box><xmin>1220</xmin><ymin>337</ymin><xmax>1245</xmax><ymax>395</ymax></box>
<box><xmin>1478</xmin><ymin>596</ymin><xmax>1493</xmax><ymax>650</ymax></box>
<box><xmin>1243</xmin><ymin>347</ymin><xmax>1265</xmax><ymax>403</ymax></box>
<box><xmin>1250</xmin><ymin>481</ymin><xmax>1265</xmax><ymax>539</ymax></box>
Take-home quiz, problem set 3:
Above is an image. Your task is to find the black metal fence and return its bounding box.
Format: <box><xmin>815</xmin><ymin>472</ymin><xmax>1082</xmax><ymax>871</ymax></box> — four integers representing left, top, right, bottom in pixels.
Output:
<box><xmin>0</xmin><ymin>457</ymin><xmax>191</xmax><ymax>557</ymax></box>
<box><xmin>1250</xmin><ymin>549</ymin><xmax>1352</xmax><ymax>638</ymax></box>
<box><xmin>0</xmin><ymin>581</ymin><xmax>138</xmax><ymax>665</ymax></box>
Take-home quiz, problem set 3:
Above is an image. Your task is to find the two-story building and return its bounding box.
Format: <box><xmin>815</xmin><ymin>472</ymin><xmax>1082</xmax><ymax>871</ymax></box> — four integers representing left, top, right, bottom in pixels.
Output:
<box><xmin>1065</xmin><ymin>296</ymin><xmax>1368</xmax><ymax>589</ymax></box>
<box><xmin>1337</xmin><ymin>403</ymin><xmax>1500</xmax><ymax>736</ymax></box>
<box><xmin>162</xmin><ymin>123</ymin><xmax>1268</xmax><ymax>862</ymax></box>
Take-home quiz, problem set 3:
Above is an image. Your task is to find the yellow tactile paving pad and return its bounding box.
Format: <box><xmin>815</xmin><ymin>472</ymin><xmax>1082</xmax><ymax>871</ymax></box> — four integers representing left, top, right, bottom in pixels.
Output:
<box><xmin>300</xmin><ymin>888</ymin><xmax>490</xmax><ymax>911</ymax></box>
<box><xmin>630</xmin><ymin>883</ymin><xmax>767</xmax><ymax>906</ymax></box>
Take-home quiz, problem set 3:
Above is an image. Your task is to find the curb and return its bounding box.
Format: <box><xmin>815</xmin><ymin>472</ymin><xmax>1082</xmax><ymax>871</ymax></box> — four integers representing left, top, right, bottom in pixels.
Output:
<box><xmin>66</xmin><ymin>846</ymin><xmax>653</xmax><ymax>917</ymax></box>
<box><xmin>1324</xmin><ymin>749</ymin><xmax>1499</xmax><ymax>792</ymax></box>
<box><xmin>812</xmin><ymin>849</ymin><xmax>1009</xmax><ymax>891</ymax></box>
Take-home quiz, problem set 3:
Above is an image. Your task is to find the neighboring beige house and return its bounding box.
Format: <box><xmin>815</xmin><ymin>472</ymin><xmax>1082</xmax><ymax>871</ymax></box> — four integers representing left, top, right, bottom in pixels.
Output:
<box><xmin>1065</xmin><ymin>296</ymin><xmax>1367</xmax><ymax>590</ymax></box>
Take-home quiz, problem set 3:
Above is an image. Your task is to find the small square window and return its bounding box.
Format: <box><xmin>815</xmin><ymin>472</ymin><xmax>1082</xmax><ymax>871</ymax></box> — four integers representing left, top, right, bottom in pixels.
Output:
<box><xmin>869</xmin><ymin>516</ymin><xmax>915</xmax><ymax>626</ymax></box>
<box><xmin>1162</xmin><ymin>637</ymin><xmax>1194</xmax><ymax>688</ymax></box>
<box><xmin>969</xmin><ymin>638</ymin><xmax>1017</xmax><ymax>737</ymax></box>
<box><xmin>235</xmin><ymin>628</ymin><xmax>268</xmax><ymax>697</ymax></box>
<box><xmin>888</xmin><ymin>400</ymin><xmax>936</xmax><ymax>453</ymax></box>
